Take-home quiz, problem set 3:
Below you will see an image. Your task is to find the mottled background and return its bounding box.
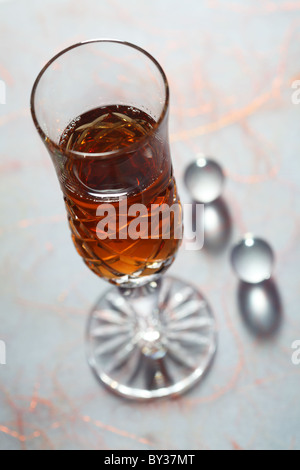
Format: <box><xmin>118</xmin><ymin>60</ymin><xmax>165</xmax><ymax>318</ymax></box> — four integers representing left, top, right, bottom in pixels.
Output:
<box><xmin>0</xmin><ymin>0</ymin><xmax>300</xmax><ymax>450</ymax></box>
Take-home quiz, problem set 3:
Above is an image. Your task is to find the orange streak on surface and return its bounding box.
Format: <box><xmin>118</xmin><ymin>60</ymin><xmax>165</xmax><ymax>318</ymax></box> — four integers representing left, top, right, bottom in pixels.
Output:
<box><xmin>18</xmin><ymin>297</ymin><xmax>86</xmax><ymax>317</ymax></box>
<box><xmin>225</xmin><ymin>165</ymin><xmax>279</xmax><ymax>184</ymax></box>
<box><xmin>0</xmin><ymin>109</ymin><xmax>29</xmax><ymax>127</ymax></box>
<box><xmin>188</xmin><ymin>282</ymin><xmax>245</xmax><ymax>405</ymax></box>
<box><xmin>0</xmin><ymin>64</ymin><xmax>14</xmax><ymax>86</ymax></box>
<box><xmin>17</xmin><ymin>214</ymin><xmax>65</xmax><ymax>229</ymax></box>
<box><xmin>0</xmin><ymin>425</ymin><xmax>25</xmax><ymax>442</ymax></box>
<box><xmin>231</xmin><ymin>440</ymin><xmax>244</xmax><ymax>450</ymax></box>
<box><xmin>207</xmin><ymin>0</ymin><xmax>300</xmax><ymax>13</ymax></box>
<box><xmin>170</xmin><ymin>80</ymin><xmax>280</xmax><ymax>143</ymax></box>
<box><xmin>29</xmin><ymin>383</ymin><xmax>40</xmax><ymax>411</ymax></box>
<box><xmin>83</xmin><ymin>416</ymin><xmax>155</xmax><ymax>447</ymax></box>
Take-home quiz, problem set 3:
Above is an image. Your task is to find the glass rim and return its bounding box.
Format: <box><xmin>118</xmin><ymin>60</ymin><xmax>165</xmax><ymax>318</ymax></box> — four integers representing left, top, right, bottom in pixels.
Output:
<box><xmin>30</xmin><ymin>38</ymin><xmax>170</xmax><ymax>159</ymax></box>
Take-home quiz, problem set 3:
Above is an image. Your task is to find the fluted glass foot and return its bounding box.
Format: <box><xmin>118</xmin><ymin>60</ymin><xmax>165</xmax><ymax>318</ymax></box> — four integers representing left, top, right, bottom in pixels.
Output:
<box><xmin>86</xmin><ymin>277</ymin><xmax>217</xmax><ymax>400</ymax></box>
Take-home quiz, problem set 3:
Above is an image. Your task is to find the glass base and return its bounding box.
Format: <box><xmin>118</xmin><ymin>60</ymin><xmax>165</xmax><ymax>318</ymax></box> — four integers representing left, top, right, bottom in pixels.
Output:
<box><xmin>86</xmin><ymin>276</ymin><xmax>217</xmax><ymax>400</ymax></box>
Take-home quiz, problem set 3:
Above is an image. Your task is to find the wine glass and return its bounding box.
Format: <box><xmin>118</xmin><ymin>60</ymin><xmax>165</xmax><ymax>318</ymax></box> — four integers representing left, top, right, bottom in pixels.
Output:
<box><xmin>31</xmin><ymin>39</ymin><xmax>217</xmax><ymax>400</ymax></box>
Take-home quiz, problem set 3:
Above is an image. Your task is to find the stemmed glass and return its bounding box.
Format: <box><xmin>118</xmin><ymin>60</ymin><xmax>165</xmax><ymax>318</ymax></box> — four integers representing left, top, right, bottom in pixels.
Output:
<box><xmin>31</xmin><ymin>39</ymin><xmax>217</xmax><ymax>400</ymax></box>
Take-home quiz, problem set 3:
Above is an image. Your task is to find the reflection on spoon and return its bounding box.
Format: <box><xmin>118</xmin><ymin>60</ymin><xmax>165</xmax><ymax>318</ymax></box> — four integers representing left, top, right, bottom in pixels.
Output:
<box><xmin>202</xmin><ymin>197</ymin><xmax>232</xmax><ymax>254</ymax></box>
<box><xmin>231</xmin><ymin>235</ymin><xmax>274</xmax><ymax>284</ymax></box>
<box><xmin>184</xmin><ymin>156</ymin><xmax>225</xmax><ymax>203</ymax></box>
<box><xmin>238</xmin><ymin>279</ymin><xmax>282</xmax><ymax>338</ymax></box>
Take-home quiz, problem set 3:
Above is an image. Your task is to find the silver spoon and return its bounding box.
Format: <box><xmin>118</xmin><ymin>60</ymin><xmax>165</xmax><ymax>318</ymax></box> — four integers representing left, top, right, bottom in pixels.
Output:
<box><xmin>184</xmin><ymin>154</ymin><xmax>225</xmax><ymax>203</ymax></box>
<box><xmin>231</xmin><ymin>234</ymin><xmax>275</xmax><ymax>284</ymax></box>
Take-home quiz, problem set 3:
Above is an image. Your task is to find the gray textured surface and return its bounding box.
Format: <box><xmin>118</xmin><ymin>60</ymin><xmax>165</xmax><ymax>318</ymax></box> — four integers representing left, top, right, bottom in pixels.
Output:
<box><xmin>0</xmin><ymin>0</ymin><xmax>300</xmax><ymax>450</ymax></box>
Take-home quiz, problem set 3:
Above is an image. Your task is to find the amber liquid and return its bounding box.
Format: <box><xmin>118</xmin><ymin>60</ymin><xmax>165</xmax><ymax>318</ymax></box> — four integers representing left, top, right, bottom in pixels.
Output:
<box><xmin>58</xmin><ymin>105</ymin><xmax>182</xmax><ymax>285</ymax></box>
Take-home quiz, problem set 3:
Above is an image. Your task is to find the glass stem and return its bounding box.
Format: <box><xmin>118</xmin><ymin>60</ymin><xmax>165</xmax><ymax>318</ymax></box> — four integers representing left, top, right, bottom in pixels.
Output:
<box><xmin>118</xmin><ymin>281</ymin><xmax>166</xmax><ymax>359</ymax></box>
